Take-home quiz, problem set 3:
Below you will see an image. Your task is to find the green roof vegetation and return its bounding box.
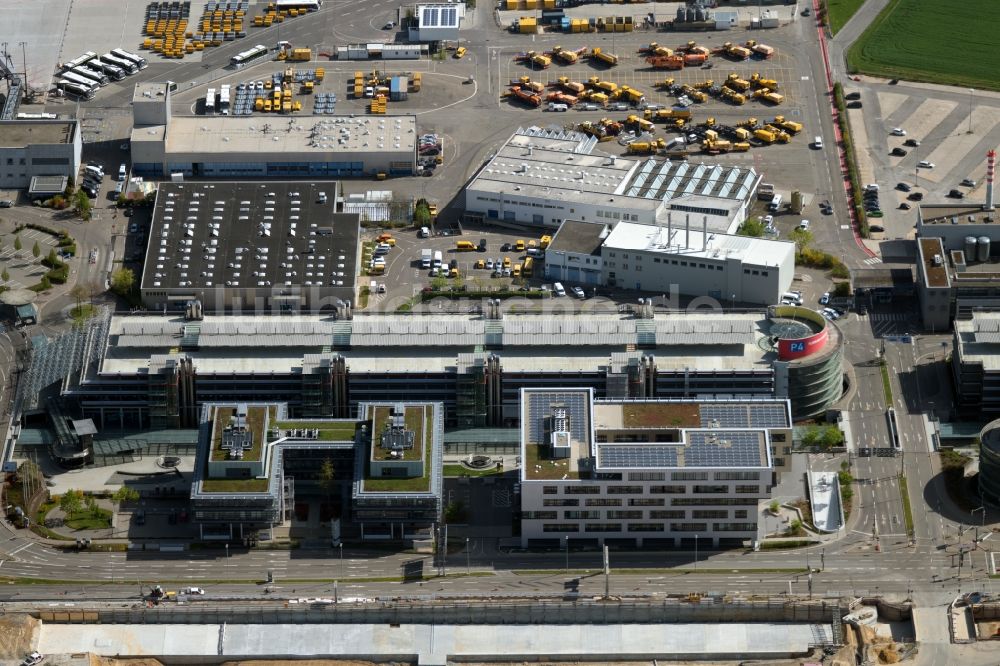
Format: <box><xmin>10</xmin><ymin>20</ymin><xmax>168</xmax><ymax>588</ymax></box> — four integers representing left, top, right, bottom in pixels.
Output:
<box><xmin>201</xmin><ymin>478</ymin><xmax>269</xmax><ymax>493</ymax></box>
<box><xmin>274</xmin><ymin>420</ymin><xmax>358</xmax><ymax>442</ymax></box>
<box><xmin>621</xmin><ymin>403</ymin><xmax>701</xmax><ymax>428</ymax></box>
<box><xmin>368</xmin><ymin>405</ymin><xmax>424</xmax><ymax>462</ymax></box>
<box><xmin>210</xmin><ymin>405</ymin><xmax>267</xmax><ymax>462</ymax></box>
<box><xmin>523</xmin><ymin>438</ymin><xmax>581</xmax><ymax>481</ymax></box>
<box><xmin>362</xmin><ymin>404</ymin><xmax>434</xmax><ymax>493</ymax></box>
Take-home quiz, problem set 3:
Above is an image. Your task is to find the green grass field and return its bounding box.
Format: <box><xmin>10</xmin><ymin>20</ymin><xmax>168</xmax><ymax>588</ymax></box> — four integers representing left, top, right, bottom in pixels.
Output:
<box><xmin>847</xmin><ymin>0</ymin><xmax>1000</xmax><ymax>90</ymax></box>
<box><xmin>825</xmin><ymin>0</ymin><xmax>866</xmax><ymax>34</ymax></box>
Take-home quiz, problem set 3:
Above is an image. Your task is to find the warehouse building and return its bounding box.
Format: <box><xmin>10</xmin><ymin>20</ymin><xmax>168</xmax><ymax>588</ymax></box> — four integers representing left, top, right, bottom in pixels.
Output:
<box><xmin>545</xmin><ymin>218</ymin><xmax>795</xmax><ymax>305</ymax></box>
<box><xmin>519</xmin><ymin>388</ymin><xmax>790</xmax><ymax>548</ymax></box>
<box><xmin>51</xmin><ymin>300</ymin><xmax>841</xmax><ymax>433</ymax></box>
<box><xmin>189</xmin><ymin>400</ymin><xmax>442</xmax><ymax>543</ymax></box>
<box><xmin>463</xmin><ymin>126</ymin><xmax>759</xmax><ymax>233</ymax></box>
<box><xmin>130</xmin><ymin>82</ymin><xmax>416</xmax><ymax>178</ymax></box>
<box><xmin>0</xmin><ymin>119</ymin><xmax>81</xmax><ymax>190</ymax></box>
<box><xmin>140</xmin><ymin>181</ymin><xmax>359</xmax><ymax>312</ymax></box>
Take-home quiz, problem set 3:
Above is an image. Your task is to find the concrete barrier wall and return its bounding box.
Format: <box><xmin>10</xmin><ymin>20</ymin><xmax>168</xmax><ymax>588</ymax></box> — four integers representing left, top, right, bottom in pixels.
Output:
<box><xmin>35</xmin><ymin>598</ymin><xmax>850</xmax><ymax>626</ymax></box>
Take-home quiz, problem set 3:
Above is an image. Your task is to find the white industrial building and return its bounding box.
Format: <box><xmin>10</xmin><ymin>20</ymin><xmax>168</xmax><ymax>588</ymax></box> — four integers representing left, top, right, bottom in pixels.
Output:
<box><xmin>0</xmin><ymin>119</ymin><xmax>81</xmax><ymax>190</ymax></box>
<box><xmin>544</xmin><ymin>219</ymin><xmax>795</xmax><ymax>305</ymax></box>
<box><xmin>519</xmin><ymin>388</ymin><xmax>789</xmax><ymax>548</ymax></box>
<box><xmin>464</xmin><ymin>126</ymin><xmax>760</xmax><ymax>234</ymax></box>
<box><xmin>130</xmin><ymin>82</ymin><xmax>416</xmax><ymax>178</ymax></box>
<box><xmin>408</xmin><ymin>3</ymin><xmax>465</xmax><ymax>42</ymax></box>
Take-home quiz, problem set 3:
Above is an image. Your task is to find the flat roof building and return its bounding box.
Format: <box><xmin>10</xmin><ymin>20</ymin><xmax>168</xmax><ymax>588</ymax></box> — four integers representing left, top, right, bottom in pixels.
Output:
<box><xmin>464</xmin><ymin>126</ymin><xmax>759</xmax><ymax>233</ymax></box>
<box><xmin>141</xmin><ymin>182</ymin><xmax>359</xmax><ymax>312</ymax></box>
<box><xmin>190</xmin><ymin>401</ymin><xmax>442</xmax><ymax>543</ymax></box>
<box><xmin>408</xmin><ymin>3</ymin><xmax>465</xmax><ymax>42</ymax></box>
<box><xmin>519</xmin><ymin>388</ymin><xmax>790</xmax><ymax>548</ymax></box>
<box><xmin>0</xmin><ymin>120</ymin><xmax>81</xmax><ymax>190</ymax></box>
<box><xmin>130</xmin><ymin>83</ymin><xmax>416</xmax><ymax>178</ymax></box>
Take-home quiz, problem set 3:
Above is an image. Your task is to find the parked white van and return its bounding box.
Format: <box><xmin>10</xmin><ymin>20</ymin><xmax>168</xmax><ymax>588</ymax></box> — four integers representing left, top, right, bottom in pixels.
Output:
<box><xmin>553</xmin><ymin>282</ymin><xmax>566</xmax><ymax>297</ymax></box>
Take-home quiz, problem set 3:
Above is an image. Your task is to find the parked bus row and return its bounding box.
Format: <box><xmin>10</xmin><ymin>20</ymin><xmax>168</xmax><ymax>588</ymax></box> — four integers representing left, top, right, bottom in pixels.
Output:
<box><xmin>55</xmin><ymin>49</ymin><xmax>148</xmax><ymax>100</ymax></box>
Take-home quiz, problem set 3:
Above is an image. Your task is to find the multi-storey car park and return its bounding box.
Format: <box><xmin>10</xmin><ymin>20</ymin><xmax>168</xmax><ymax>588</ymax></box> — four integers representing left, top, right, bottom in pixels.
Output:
<box><xmin>140</xmin><ymin>181</ymin><xmax>360</xmax><ymax>312</ymax></box>
<box><xmin>518</xmin><ymin>388</ymin><xmax>791</xmax><ymax>548</ymax></box>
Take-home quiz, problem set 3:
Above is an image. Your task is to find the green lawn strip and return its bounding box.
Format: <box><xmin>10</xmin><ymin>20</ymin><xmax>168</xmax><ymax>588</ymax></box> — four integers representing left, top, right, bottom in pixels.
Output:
<box><xmin>846</xmin><ymin>0</ymin><xmax>1000</xmax><ymax>91</ymax></box>
<box><xmin>0</xmin><ymin>572</ymin><xmax>495</xmax><ymax>586</ymax></box>
<box><xmin>513</xmin><ymin>567</ymin><xmax>808</xmax><ymax>575</ymax></box>
<box><xmin>825</xmin><ymin>0</ymin><xmax>867</xmax><ymax>34</ymax></box>
<box><xmin>200</xmin><ymin>478</ymin><xmax>269</xmax><ymax>493</ymax></box>
<box><xmin>64</xmin><ymin>508</ymin><xmax>113</xmax><ymax>530</ymax></box>
<box><xmin>442</xmin><ymin>464</ymin><xmax>502</xmax><ymax>478</ymax></box>
<box><xmin>880</xmin><ymin>362</ymin><xmax>893</xmax><ymax>405</ymax></box>
<box><xmin>899</xmin><ymin>475</ymin><xmax>914</xmax><ymax>537</ymax></box>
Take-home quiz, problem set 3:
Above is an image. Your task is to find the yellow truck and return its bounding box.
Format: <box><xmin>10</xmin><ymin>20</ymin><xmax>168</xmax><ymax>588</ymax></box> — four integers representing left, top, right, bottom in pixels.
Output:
<box><xmin>456</xmin><ymin>240</ymin><xmax>476</xmax><ymax>251</ymax></box>
<box><xmin>288</xmin><ymin>47</ymin><xmax>311</xmax><ymax>61</ymax></box>
<box><xmin>540</xmin><ymin>235</ymin><xmax>552</xmax><ymax>248</ymax></box>
<box><xmin>590</xmin><ymin>47</ymin><xmax>619</xmax><ymax>66</ymax></box>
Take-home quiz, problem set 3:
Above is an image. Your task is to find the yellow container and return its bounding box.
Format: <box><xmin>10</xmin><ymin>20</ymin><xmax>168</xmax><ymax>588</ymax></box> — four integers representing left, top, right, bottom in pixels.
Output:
<box><xmin>143</xmin><ymin>38</ymin><xmax>153</xmax><ymax>49</ymax></box>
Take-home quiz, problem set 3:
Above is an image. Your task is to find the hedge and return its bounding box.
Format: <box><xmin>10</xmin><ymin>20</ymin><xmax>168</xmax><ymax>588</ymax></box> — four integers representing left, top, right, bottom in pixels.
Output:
<box><xmin>420</xmin><ymin>289</ymin><xmax>549</xmax><ymax>301</ymax></box>
<box><xmin>832</xmin><ymin>82</ymin><xmax>869</xmax><ymax>238</ymax></box>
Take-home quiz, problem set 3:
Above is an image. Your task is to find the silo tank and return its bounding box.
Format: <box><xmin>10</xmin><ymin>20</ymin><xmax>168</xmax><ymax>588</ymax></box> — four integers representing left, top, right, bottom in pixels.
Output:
<box><xmin>677</xmin><ymin>6</ymin><xmax>687</xmax><ymax>21</ymax></box>
<box><xmin>695</xmin><ymin>7</ymin><xmax>705</xmax><ymax>21</ymax></box>
<box><xmin>979</xmin><ymin>236</ymin><xmax>991</xmax><ymax>262</ymax></box>
<box><xmin>687</xmin><ymin>7</ymin><xmax>696</xmax><ymax>21</ymax></box>
<box><xmin>965</xmin><ymin>236</ymin><xmax>978</xmax><ymax>262</ymax></box>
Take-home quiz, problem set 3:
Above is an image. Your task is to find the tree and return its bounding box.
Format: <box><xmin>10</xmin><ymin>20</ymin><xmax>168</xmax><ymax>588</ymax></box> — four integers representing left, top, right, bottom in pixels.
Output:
<box><xmin>59</xmin><ymin>489</ymin><xmax>84</xmax><ymax>516</ymax></box>
<box><xmin>112</xmin><ymin>486</ymin><xmax>139</xmax><ymax>505</ymax></box>
<box><xmin>737</xmin><ymin>217</ymin><xmax>765</xmax><ymax>238</ymax></box>
<box><xmin>70</xmin><ymin>284</ymin><xmax>87</xmax><ymax>309</ymax></box>
<box><xmin>1</xmin><ymin>268</ymin><xmax>8</xmax><ymax>284</ymax></box>
<box><xmin>13</xmin><ymin>234</ymin><xmax>21</xmax><ymax>252</ymax></box>
<box><xmin>110</xmin><ymin>267</ymin><xmax>135</xmax><ymax>297</ymax></box>
<box><xmin>789</xmin><ymin>227</ymin><xmax>813</xmax><ymax>258</ymax></box>
<box><xmin>413</xmin><ymin>202</ymin><xmax>431</xmax><ymax>227</ymax></box>
<box><xmin>31</xmin><ymin>241</ymin><xmax>40</xmax><ymax>259</ymax></box>
<box><xmin>39</xmin><ymin>275</ymin><xmax>51</xmax><ymax>291</ymax></box>
<box><xmin>74</xmin><ymin>190</ymin><xmax>92</xmax><ymax>220</ymax></box>
<box><xmin>318</xmin><ymin>458</ymin><xmax>336</xmax><ymax>502</ymax></box>
<box><xmin>444</xmin><ymin>500</ymin><xmax>468</xmax><ymax>524</ymax></box>
<box><xmin>833</xmin><ymin>281</ymin><xmax>851</xmax><ymax>297</ymax></box>
<box><xmin>821</xmin><ymin>426</ymin><xmax>844</xmax><ymax>447</ymax></box>
<box><xmin>768</xmin><ymin>500</ymin><xmax>780</xmax><ymax>515</ymax></box>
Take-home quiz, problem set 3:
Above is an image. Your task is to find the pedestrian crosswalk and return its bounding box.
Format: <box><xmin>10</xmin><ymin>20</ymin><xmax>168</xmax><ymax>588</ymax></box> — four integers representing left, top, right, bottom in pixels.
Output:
<box><xmin>863</xmin><ymin>257</ymin><xmax>882</xmax><ymax>265</ymax></box>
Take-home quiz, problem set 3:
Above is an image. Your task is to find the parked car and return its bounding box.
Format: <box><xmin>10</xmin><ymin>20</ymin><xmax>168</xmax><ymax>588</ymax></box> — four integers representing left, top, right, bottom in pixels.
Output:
<box><xmin>819</xmin><ymin>292</ymin><xmax>830</xmax><ymax>305</ymax></box>
<box><xmin>890</xmin><ymin>147</ymin><xmax>907</xmax><ymax>157</ymax></box>
<box><xmin>181</xmin><ymin>587</ymin><xmax>205</xmax><ymax>595</ymax></box>
<box><xmin>895</xmin><ymin>182</ymin><xmax>912</xmax><ymax>192</ymax></box>
<box><xmin>382</xmin><ymin>21</ymin><xmax>395</xmax><ymax>29</ymax></box>
<box><xmin>890</xmin><ymin>128</ymin><xmax>906</xmax><ymax>136</ymax></box>
<box><xmin>948</xmin><ymin>189</ymin><xmax>965</xmax><ymax>199</ymax></box>
<box><xmin>904</xmin><ymin>138</ymin><xmax>921</xmax><ymax>147</ymax></box>
<box><xmin>572</xmin><ymin>286</ymin><xmax>586</xmax><ymax>299</ymax></box>
<box><xmin>797</xmin><ymin>220</ymin><xmax>810</xmax><ymax>230</ymax></box>
<box><xmin>908</xmin><ymin>192</ymin><xmax>924</xmax><ymax>201</ymax></box>
<box><xmin>917</xmin><ymin>160</ymin><xmax>935</xmax><ymax>169</ymax></box>
<box><xmin>869</xmin><ymin>225</ymin><xmax>885</xmax><ymax>233</ymax></box>
<box><xmin>454</xmin><ymin>46</ymin><xmax>467</xmax><ymax>59</ymax></box>
<box><xmin>846</xmin><ymin>101</ymin><xmax>863</xmax><ymax>109</ymax></box>
<box><xmin>899</xmin><ymin>202</ymin><xmax>911</xmax><ymax>210</ymax></box>
<box><xmin>129</xmin><ymin>223</ymin><xmax>139</xmax><ymax>233</ymax></box>
<box><xmin>0</xmin><ymin>200</ymin><xmax>12</xmax><ymax>208</ymax></box>
<box><xmin>962</xmin><ymin>178</ymin><xmax>977</xmax><ymax>187</ymax></box>
<box><xmin>21</xmin><ymin>652</ymin><xmax>43</xmax><ymax>666</ymax></box>
<box><xmin>845</xmin><ymin>91</ymin><xmax>861</xmax><ymax>100</ymax></box>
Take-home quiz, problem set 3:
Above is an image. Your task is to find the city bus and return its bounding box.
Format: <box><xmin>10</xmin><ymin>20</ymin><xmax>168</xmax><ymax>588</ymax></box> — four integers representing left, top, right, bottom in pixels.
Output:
<box><xmin>100</xmin><ymin>53</ymin><xmax>138</xmax><ymax>75</ymax></box>
<box><xmin>61</xmin><ymin>51</ymin><xmax>97</xmax><ymax>72</ymax></box>
<box><xmin>56</xmin><ymin>80</ymin><xmax>95</xmax><ymax>100</ymax></box>
<box><xmin>275</xmin><ymin>0</ymin><xmax>322</xmax><ymax>10</ymax></box>
<box><xmin>205</xmin><ymin>88</ymin><xmax>216</xmax><ymax>114</ymax></box>
<box><xmin>62</xmin><ymin>70</ymin><xmax>102</xmax><ymax>90</ymax></box>
<box><xmin>91</xmin><ymin>59</ymin><xmax>125</xmax><ymax>81</ymax></box>
<box><xmin>231</xmin><ymin>44</ymin><xmax>269</xmax><ymax>68</ymax></box>
<box><xmin>219</xmin><ymin>84</ymin><xmax>231</xmax><ymax>115</ymax></box>
<box><xmin>72</xmin><ymin>66</ymin><xmax>108</xmax><ymax>86</ymax></box>
<box><xmin>111</xmin><ymin>48</ymin><xmax>148</xmax><ymax>71</ymax></box>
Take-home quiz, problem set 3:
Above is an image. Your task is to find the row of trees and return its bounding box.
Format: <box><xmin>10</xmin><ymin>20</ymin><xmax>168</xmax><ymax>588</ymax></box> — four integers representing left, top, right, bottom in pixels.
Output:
<box><xmin>58</xmin><ymin>486</ymin><xmax>140</xmax><ymax>515</ymax></box>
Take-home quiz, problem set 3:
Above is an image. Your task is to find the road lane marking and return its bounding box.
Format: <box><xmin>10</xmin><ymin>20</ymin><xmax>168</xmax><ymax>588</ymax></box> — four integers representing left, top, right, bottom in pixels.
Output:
<box><xmin>10</xmin><ymin>542</ymin><xmax>32</xmax><ymax>557</ymax></box>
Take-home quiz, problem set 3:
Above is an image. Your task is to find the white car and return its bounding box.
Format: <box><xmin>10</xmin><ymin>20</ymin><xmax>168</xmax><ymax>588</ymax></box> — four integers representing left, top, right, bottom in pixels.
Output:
<box><xmin>819</xmin><ymin>292</ymin><xmax>830</xmax><ymax>305</ymax></box>
<box><xmin>823</xmin><ymin>307</ymin><xmax>840</xmax><ymax>320</ymax></box>
<box><xmin>798</xmin><ymin>220</ymin><xmax>810</xmax><ymax>230</ymax></box>
<box><xmin>181</xmin><ymin>587</ymin><xmax>205</xmax><ymax>595</ymax></box>
<box><xmin>890</xmin><ymin>128</ymin><xmax>906</xmax><ymax>136</ymax></box>
<box><xmin>486</xmin><ymin>258</ymin><xmax>494</xmax><ymax>270</ymax></box>
<box><xmin>918</xmin><ymin>160</ymin><xmax>935</xmax><ymax>169</ymax></box>
<box><xmin>22</xmin><ymin>653</ymin><xmax>43</xmax><ymax>666</ymax></box>
<box><xmin>572</xmin><ymin>286</ymin><xmax>586</xmax><ymax>299</ymax></box>
<box><xmin>762</xmin><ymin>215</ymin><xmax>774</xmax><ymax>226</ymax></box>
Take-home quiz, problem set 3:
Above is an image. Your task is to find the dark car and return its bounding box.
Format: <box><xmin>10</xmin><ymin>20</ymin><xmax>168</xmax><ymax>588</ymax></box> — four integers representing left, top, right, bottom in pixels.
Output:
<box><xmin>904</xmin><ymin>138</ymin><xmax>921</xmax><ymax>147</ymax></box>
<box><xmin>908</xmin><ymin>192</ymin><xmax>924</xmax><ymax>201</ymax></box>
<box><xmin>845</xmin><ymin>92</ymin><xmax>861</xmax><ymax>100</ymax></box>
<box><xmin>847</xmin><ymin>101</ymin><xmax>863</xmax><ymax>109</ymax></box>
<box><xmin>899</xmin><ymin>202</ymin><xmax>911</xmax><ymax>210</ymax></box>
<box><xmin>890</xmin><ymin>147</ymin><xmax>907</xmax><ymax>157</ymax></box>
<box><xmin>0</xmin><ymin>200</ymin><xmax>12</xmax><ymax>208</ymax></box>
<box><xmin>801</xmin><ymin>7</ymin><xmax>810</xmax><ymax>16</ymax></box>
<box><xmin>869</xmin><ymin>225</ymin><xmax>885</xmax><ymax>233</ymax></box>
<box><xmin>500</xmin><ymin>242</ymin><xmax>512</xmax><ymax>252</ymax></box>
<box><xmin>478</xmin><ymin>238</ymin><xmax>487</xmax><ymax>252</ymax></box>
<box><xmin>948</xmin><ymin>189</ymin><xmax>965</xmax><ymax>199</ymax></box>
<box><xmin>896</xmin><ymin>182</ymin><xmax>912</xmax><ymax>192</ymax></box>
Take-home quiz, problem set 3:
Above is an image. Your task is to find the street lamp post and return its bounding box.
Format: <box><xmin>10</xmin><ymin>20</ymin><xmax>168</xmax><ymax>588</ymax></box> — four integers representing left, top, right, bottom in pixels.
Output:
<box><xmin>339</xmin><ymin>542</ymin><xmax>344</xmax><ymax>579</ymax></box>
<box><xmin>466</xmin><ymin>537</ymin><xmax>470</xmax><ymax>575</ymax></box>
<box><xmin>694</xmin><ymin>534</ymin><xmax>699</xmax><ymax>570</ymax></box>
<box><xmin>564</xmin><ymin>535</ymin><xmax>569</xmax><ymax>572</ymax></box>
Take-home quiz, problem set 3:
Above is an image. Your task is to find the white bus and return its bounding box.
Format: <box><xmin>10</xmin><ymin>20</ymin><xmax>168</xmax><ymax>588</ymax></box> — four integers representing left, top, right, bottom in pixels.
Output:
<box><xmin>100</xmin><ymin>53</ymin><xmax>137</xmax><ymax>75</ymax></box>
<box><xmin>62</xmin><ymin>51</ymin><xmax>98</xmax><ymax>72</ymax></box>
<box><xmin>72</xmin><ymin>66</ymin><xmax>108</xmax><ymax>86</ymax></box>
<box><xmin>231</xmin><ymin>44</ymin><xmax>269</xmax><ymax>68</ymax></box>
<box><xmin>91</xmin><ymin>60</ymin><xmax>125</xmax><ymax>81</ymax></box>
<box><xmin>205</xmin><ymin>88</ymin><xmax>216</xmax><ymax>113</ymax></box>
<box><xmin>111</xmin><ymin>48</ymin><xmax>148</xmax><ymax>71</ymax></box>
<box><xmin>275</xmin><ymin>0</ymin><xmax>321</xmax><ymax>10</ymax></box>
<box><xmin>56</xmin><ymin>79</ymin><xmax>95</xmax><ymax>101</ymax></box>
<box><xmin>219</xmin><ymin>84</ymin><xmax>231</xmax><ymax>114</ymax></box>
<box><xmin>62</xmin><ymin>70</ymin><xmax>102</xmax><ymax>89</ymax></box>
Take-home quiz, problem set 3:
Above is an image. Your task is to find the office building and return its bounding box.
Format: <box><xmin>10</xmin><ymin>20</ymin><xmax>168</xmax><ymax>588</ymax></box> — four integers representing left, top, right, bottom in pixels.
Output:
<box><xmin>519</xmin><ymin>388</ymin><xmax>790</xmax><ymax>548</ymax></box>
<box><xmin>408</xmin><ymin>3</ymin><xmax>465</xmax><ymax>42</ymax></box>
<box><xmin>0</xmin><ymin>120</ymin><xmax>81</xmax><ymax>190</ymax></box>
<box><xmin>130</xmin><ymin>82</ymin><xmax>416</xmax><ymax>178</ymax></box>
<box><xmin>190</xmin><ymin>400</ymin><xmax>442</xmax><ymax>542</ymax></box>
<box><xmin>140</xmin><ymin>181</ymin><xmax>359</xmax><ymax>312</ymax></box>
<box><xmin>463</xmin><ymin>126</ymin><xmax>760</xmax><ymax>233</ymax></box>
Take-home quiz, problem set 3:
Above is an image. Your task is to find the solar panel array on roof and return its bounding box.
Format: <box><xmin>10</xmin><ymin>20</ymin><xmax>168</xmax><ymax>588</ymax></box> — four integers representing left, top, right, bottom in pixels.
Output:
<box><xmin>699</xmin><ymin>403</ymin><xmax>788</xmax><ymax>429</ymax></box>
<box><xmin>527</xmin><ymin>391</ymin><xmax>588</xmax><ymax>445</ymax></box>
<box><xmin>600</xmin><ymin>444</ymin><xmax>679</xmax><ymax>468</ymax></box>
<box><xmin>442</xmin><ymin>5</ymin><xmax>457</xmax><ymax>25</ymax></box>
<box><xmin>685</xmin><ymin>431</ymin><xmax>763</xmax><ymax>467</ymax></box>
<box><xmin>422</xmin><ymin>6</ymin><xmax>438</xmax><ymax>26</ymax></box>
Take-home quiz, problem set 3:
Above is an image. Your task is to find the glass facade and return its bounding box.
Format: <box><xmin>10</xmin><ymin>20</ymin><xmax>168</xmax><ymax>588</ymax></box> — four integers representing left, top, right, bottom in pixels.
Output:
<box><xmin>147</xmin><ymin>161</ymin><xmax>411</xmax><ymax>178</ymax></box>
